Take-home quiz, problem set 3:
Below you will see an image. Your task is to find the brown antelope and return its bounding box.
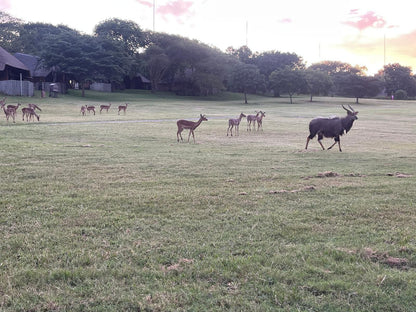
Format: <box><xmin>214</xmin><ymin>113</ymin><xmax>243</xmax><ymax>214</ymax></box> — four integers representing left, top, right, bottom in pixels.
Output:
<box><xmin>7</xmin><ymin>103</ymin><xmax>20</xmax><ymax>111</ymax></box>
<box><xmin>100</xmin><ymin>103</ymin><xmax>111</xmax><ymax>113</ymax></box>
<box><xmin>28</xmin><ymin>103</ymin><xmax>42</xmax><ymax>111</ymax></box>
<box><xmin>87</xmin><ymin>105</ymin><xmax>96</xmax><ymax>115</ymax></box>
<box><xmin>118</xmin><ymin>103</ymin><xmax>128</xmax><ymax>115</ymax></box>
<box><xmin>80</xmin><ymin>105</ymin><xmax>87</xmax><ymax>116</ymax></box>
<box><xmin>1</xmin><ymin>102</ymin><xmax>16</xmax><ymax>123</ymax></box>
<box><xmin>246</xmin><ymin>111</ymin><xmax>260</xmax><ymax>131</ymax></box>
<box><xmin>227</xmin><ymin>113</ymin><xmax>246</xmax><ymax>136</ymax></box>
<box><xmin>256</xmin><ymin>111</ymin><xmax>266</xmax><ymax>131</ymax></box>
<box><xmin>22</xmin><ymin>107</ymin><xmax>40</xmax><ymax>122</ymax></box>
<box><xmin>177</xmin><ymin>114</ymin><xmax>208</xmax><ymax>143</ymax></box>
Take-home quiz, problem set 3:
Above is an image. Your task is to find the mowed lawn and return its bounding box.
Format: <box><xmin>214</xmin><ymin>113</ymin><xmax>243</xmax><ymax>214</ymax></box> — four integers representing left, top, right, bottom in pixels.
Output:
<box><xmin>1</xmin><ymin>90</ymin><xmax>416</xmax><ymax>311</ymax></box>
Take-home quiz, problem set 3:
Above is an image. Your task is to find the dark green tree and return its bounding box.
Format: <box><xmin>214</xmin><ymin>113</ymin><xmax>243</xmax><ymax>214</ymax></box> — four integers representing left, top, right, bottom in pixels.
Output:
<box><xmin>0</xmin><ymin>12</ymin><xmax>24</xmax><ymax>52</ymax></box>
<box><xmin>382</xmin><ymin>63</ymin><xmax>416</xmax><ymax>97</ymax></box>
<box><xmin>304</xmin><ymin>69</ymin><xmax>333</xmax><ymax>101</ymax></box>
<box><xmin>228</xmin><ymin>63</ymin><xmax>265</xmax><ymax>103</ymax></box>
<box><xmin>269</xmin><ymin>66</ymin><xmax>306</xmax><ymax>103</ymax></box>
<box><xmin>144</xmin><ymin>45</ymin><xmax>170</xmax><ymax>93</ymax></box>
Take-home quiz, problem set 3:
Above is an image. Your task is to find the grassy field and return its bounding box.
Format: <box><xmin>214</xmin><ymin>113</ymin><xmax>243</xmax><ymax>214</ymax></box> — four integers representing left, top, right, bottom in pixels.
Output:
<box><xmin>1</xmin><ymin>90</ymin><xmax>415</xmax><ymax>311</ymax></box>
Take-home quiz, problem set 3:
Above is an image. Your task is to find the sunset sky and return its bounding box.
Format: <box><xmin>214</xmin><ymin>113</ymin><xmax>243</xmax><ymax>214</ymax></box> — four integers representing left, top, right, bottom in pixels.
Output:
<box><xmin>2</xmin><ymin>0</ymin><xmax>416</xmax><ymax>75</ymax></box>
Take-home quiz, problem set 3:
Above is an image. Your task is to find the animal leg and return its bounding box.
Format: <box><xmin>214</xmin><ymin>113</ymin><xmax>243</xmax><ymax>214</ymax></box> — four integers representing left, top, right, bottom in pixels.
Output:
<box><xmin>177</xmin><ymin>128</ymin><xmax>183</xmax><ymax>142</ymax></box>
<box><xmin>305</xmin><ymin>137</ymin><xmax>310</xmax><ymax>149</ymax></box>
<box><xmin>318</xmin><ymin>139</ymin><xmax>325</xmax><ymax>150</ymax></box>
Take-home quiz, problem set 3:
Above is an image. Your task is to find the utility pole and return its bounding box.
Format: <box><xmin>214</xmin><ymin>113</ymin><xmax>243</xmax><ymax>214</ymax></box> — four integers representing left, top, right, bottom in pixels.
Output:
<box><xmin>153</xmin><ymin>0</ymin><xmax>156</xmax><ymax>32</ymax></box>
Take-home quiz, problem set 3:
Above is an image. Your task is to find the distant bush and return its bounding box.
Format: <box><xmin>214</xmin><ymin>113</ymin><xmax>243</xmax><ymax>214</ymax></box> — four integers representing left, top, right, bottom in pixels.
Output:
<box><xmin>394</xmin><ymin>89</ymin><xmax>408</xmax><ymax>100</ymax></box>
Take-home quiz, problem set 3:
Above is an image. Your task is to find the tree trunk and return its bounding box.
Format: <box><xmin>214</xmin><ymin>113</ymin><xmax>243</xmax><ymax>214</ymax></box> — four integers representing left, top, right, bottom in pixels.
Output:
<box><xmin>244</xmin><ymin>91</ymin><xmax>248</xmax><ymax>104</ymax></box>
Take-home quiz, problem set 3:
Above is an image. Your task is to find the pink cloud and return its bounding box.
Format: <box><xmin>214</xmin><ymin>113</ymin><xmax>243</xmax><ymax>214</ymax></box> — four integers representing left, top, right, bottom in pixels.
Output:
<box><xmin>136</xmin><ymin>0</ymin><xmax>153</xmax><ymax>8</ymax></box>
<box><xmin>344</xmin><ymin>10</ymin><xmax>387</xmax><ymax>30</ymax></box>
<box><xmin>278</xmin><ymin>18</ymin><xmax>292</xmax><ymax>24</ymax></box>
<box><xmin>157</xmin><ymin>0</ymin><xmax>194</xmax><ymax>17</ymax></box>
<box><xmin>0</xmin><ymin>0</ymin><xmax>11</xmax><ymax>11</ymax></box>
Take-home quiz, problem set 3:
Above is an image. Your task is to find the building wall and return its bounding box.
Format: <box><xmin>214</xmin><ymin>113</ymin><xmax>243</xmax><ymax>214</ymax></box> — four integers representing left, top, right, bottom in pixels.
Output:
<box><xmin>90</xmin><ymin>82</ymin><xmax>112</xmax><ymax>92</ymax></box>
<box><xmin>0</xmin><ymin>80</ymin><xmax>34</xmax><ymax>96</ymax></box>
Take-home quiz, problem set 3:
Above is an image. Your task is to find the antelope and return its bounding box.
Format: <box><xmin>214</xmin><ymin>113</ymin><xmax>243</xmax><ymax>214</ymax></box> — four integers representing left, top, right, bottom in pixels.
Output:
<box><xmin>28</xmin><ymin>103</ymin><xmax>42</xmax><ymax>111</ymax></box>
<box><xmin>100</xmin><ymin>103</ymin><xmax>111</xmax><ymax>113</ymax></box>
<box><xmin>256</xmin><ymin>111</ymin><xmax>266</xmax><ymax>131</ymax></box>
<box><xmin>22</xmin><ymin>107</ymin><xmax>40</xmax><ymax>122</ymax></box>
<box><xmin>118</xmin><ymin>103</ymin><xmax>128</xmax><ymax>115</ymax></box>
<box><xmin>7</xmin><ymin>103</ymin><xmax>20</xmax><ymax>111</ymax></box>
<box><xmin>227</xmin><ymin>113</ymin><xmax>246</xmax><ymax>136</ymax></box>
<box><xmin>87</xmin><ymin>105</ymin><xmax>96</xmax><ymax>115</ymax></box>
<box><xmin>80</xmin><ymin>105</ymin><xmax>87</xmax><ymax>116</ymax></box>
<box><xmin>247</xmin><ymin>111</ymin><xmax>260</xmax><ymax>131</ymax></box>
<box><xmin>305</xmin><ymin>105</ymin><xmax>358</xmax><ymax>152</ymax></box>
<box><xmin>1</xmin><ymin>102</ymin><xmax>16</xmax><ymax>123</ymax></box>
<box><xmin>177</xmin><ymin>114</ymin><xmax>208</xmax><ymax>143</ymax></box>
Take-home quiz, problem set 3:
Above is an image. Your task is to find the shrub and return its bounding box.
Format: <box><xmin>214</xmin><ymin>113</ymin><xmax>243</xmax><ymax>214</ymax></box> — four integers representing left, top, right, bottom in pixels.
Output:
<box><xmin>394</xmin><ymin>89</ymin><xmax>408</xmax><ymax>100</ymax></box>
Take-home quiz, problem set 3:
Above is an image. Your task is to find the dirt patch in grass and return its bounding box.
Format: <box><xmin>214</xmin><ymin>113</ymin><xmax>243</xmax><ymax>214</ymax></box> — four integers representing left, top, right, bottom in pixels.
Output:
<box><xmin>338</xmin><ymin>247</ymin><xmax>409</xmax><ymax>270</ymax></box>
<box><xmin>387</xmin><ymin>172</ymin><xmax>413</xmax><ymax>178</ymax></box>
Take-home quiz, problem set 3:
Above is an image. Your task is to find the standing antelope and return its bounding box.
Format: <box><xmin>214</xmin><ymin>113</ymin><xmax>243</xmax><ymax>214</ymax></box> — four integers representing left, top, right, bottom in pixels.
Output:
<box><xmin>177</xmin><ymin>114</ymin><xmax>208</xmax><ymax>143</ymax></box>
<box><xmin>118</xmin><ymin>103</ymin><xmax>128</xmax><ymax>115</ymax></box>
<box><xmin>227</xmin><ymin>113</ymin><xmax>246</xmax><ymax>136</ymax></box>
<box><xmin>246</xmin><ymin>111</ymin><xmax>260</xmax><ymax>131</ymax></box>
<box><xmin>305</xmin><ymin>105</ymin><xmax>358</xmax><ymax>152</ymax></box>
<box><xmin>80</xmin><ymin>105</ymin><xmax>87</xmax><ymax>116</ymax></box>
<box><xmin>256</xmin><ymin>111</ymin><xmax>266</xmax><ymax>131</ymax></box>
<box><xmin>22</xmin><ymin>107</ymin><xmax>40</xmax><ymax>122</ymax></box>
<box><xmin>87</xmin><ymin>105</ymin><xmax>96</xmax><ymax>115</ymax></box>
<box><xmin>100</xmin><ymin>103</ymin><xmax>111</xmax><ymax>113</ymax></box>
<box><xmin>1</xmin><ymin>102</ymin><xmax>16</xmax><ymax>123</ymax></box>
<box><xmin>7</xmin><ymin>103</ymin><xmax>20</xmax><ymax>111</ymax></box>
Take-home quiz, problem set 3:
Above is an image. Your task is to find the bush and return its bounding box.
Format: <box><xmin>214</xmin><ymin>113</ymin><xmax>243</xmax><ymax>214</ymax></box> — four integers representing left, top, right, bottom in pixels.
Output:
<box><xmin>394</xmin><ymin>89</ymin><xmax>408</xmax><ymax>100</ymax></box>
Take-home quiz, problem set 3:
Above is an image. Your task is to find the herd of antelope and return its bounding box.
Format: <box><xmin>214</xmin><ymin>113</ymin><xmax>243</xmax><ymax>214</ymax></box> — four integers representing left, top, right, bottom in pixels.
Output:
<box><xmin>1</xmin><ymin>97</ymin><xmax>41</xmax><ymax>123</ymax></box>
<box><xmin>1</xmin><ymin>95</ymin><xmax>359</xmax><ymax>151</ymax></box>
<box><xmin>80</xmin><ymin>103</ymin><xmax>128</xmax><ymax>116</ymax></box>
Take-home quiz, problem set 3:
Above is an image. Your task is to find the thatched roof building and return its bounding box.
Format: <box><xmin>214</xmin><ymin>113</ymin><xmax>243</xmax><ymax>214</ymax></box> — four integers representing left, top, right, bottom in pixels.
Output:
<box><xmin>0</xmin><ymin>46</ymin><xmax>30</xmax><ymax>80</ymax></box>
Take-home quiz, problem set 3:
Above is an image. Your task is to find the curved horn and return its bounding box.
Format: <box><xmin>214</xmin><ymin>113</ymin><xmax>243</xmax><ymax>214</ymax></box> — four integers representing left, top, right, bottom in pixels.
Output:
<box><xmin>342</xmin><ymin>105</ymin><xmax>351</xmax><ymax>113</ymax></box>
<box><xmin>348</xmin><ymin>105</ymin><xmax>356</xmax><ymax>112</ymax></box>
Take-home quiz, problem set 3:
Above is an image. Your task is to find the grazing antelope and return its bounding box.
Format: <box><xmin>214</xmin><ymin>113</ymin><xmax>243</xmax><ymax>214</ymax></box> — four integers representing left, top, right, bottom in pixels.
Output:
<box><xmin>118</xmin><ymin>103</ymin><xmax>128</xmax><ymax>115</ymax></box>
<box><xmin>246</xmin><ymin>111</ymin><xmax>260</xmax><ymax>131</ymax></box>
<box><xmin>100</xmin><ymin>103</ymin><xmax>111</xmax><ymax>113</ymax></box>
<box><xmin>177</xmin><ymin>114</ymin><xmax>208</xmax><ymax>143</ymax></box>
<box><xmin>305</xmin><ymin>105</ymin><xmax>358</xmax><ymax>152</ymax></box>
<box><xmin>256</xmin><ymin>111</ymin><xmax>266</xmax><ymax>131</ymax></box>
<box><xmin>87</xmin><ymin>105</ymin><xmax>96</xmax><ymax>115</ymax></box>
<box><xmin>227</xmin><ymin>113</ymin><xmax>246</xmax><ymax>136</ymax></box>
<box><xmin>80</xmin><ymin>105</ymin><xmax>87</xmax><ymax>116</ymax></box>
<box><xmin>28</xmin><ymin>103</ymin><xmax>42</xmax><ymax>111</ymax></box>
<box><xmin>22</xmin><ymin>107</ymin><xmax>40</xmax><ymax>122</ymax></box>
<box><xmin>1</xmin><ymin>102</ymin><xmax>16</xmax><ymax>123</ymax></box>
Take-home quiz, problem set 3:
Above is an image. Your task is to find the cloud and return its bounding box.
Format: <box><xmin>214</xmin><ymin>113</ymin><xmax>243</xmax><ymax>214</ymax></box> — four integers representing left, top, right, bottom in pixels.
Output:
<box><xmin>157</xmin><ymin>0</ymin><xmax>194</xmax><ymax>17</ymax></box>
<box><xmin>344</xmin><ymin>10</ymin><xmax>387</xmax><ymax>31</ymax></box>
<box><xmin>135</xmin><ymin>0</ymin><xmax>153</xmax><ymax>8</ymax></box>
<box><xmin>0</xmin><ymin>0</ymin><xmax>12</xmax><ymax>11</ymax></box>
<box><xmin>278</xmin><ymin>18</ymin><xmax>292</xmax><ymax>24</ymax></box>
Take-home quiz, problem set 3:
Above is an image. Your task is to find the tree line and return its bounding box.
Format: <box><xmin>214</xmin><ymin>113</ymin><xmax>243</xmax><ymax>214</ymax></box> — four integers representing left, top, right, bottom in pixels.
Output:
<box><xmin>1</xmin><ymin>12</ymin><xmax>416</xmax><ymax>101</ymax></box>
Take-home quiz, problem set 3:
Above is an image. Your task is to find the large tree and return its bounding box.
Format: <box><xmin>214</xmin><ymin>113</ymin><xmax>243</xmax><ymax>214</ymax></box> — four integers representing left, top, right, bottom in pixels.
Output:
<box><xmin>144</xmin><ymin>45</ymin><xmax>170</xmax><ymax>93</ymax></box>
<box><xmin>228</xmin><ymin>63</ymin><xmax>265</xmax><ymax>103</ymax></box>
<box><xmin>304</xmin><ymin>69</ymin><xmax>333</xmax><ymax>101</ymax></box>
<box><xmin>269</xmin><ymin>66</ymin><xmax>306</xmax><ymax>103</ymax></box>
<box><xmin>381</xmin><ymin>63</ymin><xmax>416</xmax><ymax>97</ymax></box>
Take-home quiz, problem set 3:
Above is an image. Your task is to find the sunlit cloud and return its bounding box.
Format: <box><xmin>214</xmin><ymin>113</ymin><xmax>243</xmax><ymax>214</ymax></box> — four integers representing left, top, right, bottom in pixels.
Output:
<box><xmin>135</xmin><ymin>0</ymin><xmax>153</xmax><ymax>8</ymax></box>
<box><xmin>344</xmin><ymin>10</ymin><xmax>387</xmax><ymax>30</ymax></box>
<box><xmin>157</xmin><ymin>0</ymin><xmax>194</xmax><ymax>17</ymax></box>
<box><xmin>278</xmin><ymin>18</ymin><xmax>292</xmax><ymax>24</ymax></box>
<box><xmin>0</xmin><ymin>0</ymin><xmax>12</xmax><ymax>10</ymax></box>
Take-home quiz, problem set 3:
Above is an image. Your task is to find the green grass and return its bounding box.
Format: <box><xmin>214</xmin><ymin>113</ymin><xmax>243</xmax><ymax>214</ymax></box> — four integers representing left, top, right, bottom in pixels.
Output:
<box><xmin>1</xmin><ymin>91</ymin><xmax>416</xmax><ymax>311</ymax></box>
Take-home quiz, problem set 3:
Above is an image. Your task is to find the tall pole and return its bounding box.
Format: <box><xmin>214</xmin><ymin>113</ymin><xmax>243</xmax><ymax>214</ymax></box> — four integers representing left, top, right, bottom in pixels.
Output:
<box><xmin>153</xmin><ymin>0</ymin><xmax>155</xmax><ymax>32</ymax></box>
<box><xmin>245</xmin><ymin>21</ymin><xmax>248</xmax><ymax>46</ymax></box>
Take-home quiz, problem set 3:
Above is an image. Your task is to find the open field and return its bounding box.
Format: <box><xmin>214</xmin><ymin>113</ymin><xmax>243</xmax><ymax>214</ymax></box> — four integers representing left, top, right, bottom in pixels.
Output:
<box><xmin>1</xmin><ymin>90</ymin><xmax>416</xmax><ymax>311</ymax></box>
